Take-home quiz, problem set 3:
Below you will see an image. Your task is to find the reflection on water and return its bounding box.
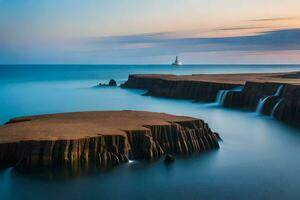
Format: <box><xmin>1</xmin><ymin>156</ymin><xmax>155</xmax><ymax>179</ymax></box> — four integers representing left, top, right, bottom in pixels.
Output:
<box><xmin>0</xmin><ymin>65</ymin><xmax>300</xmax><ymax>200</ymax></box>
<box><xmin>0</xmin><ymin>167</ymin><xmax>13</xmax><ymax>200</ymax></box>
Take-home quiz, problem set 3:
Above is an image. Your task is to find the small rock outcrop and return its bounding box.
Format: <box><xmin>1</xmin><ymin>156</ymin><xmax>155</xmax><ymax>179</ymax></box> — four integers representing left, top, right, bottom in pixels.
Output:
<box><xmin>99</xmin><ymin>79</ymin><xmax>117</xmax><ymax>87</ymax></box>
<box><xmin>108</xmin><ymin>79</ymin><xmax>117</xmax><ymax>86</ymax></box>
<box><xmin>0</xmin><ymin>111</ymin><xmax>220</xmax><ymax>170</ymax></box>
<box><xmin>164</xmin><ymin>154</ymin><xmax>175</xmax><ymax>163</ymax></box>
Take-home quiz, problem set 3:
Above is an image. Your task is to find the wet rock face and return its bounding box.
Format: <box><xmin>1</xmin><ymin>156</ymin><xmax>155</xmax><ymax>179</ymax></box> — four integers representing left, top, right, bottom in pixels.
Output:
<box><xmin>0</xmin><ymin>115</ymin><xmax>220</xmax><ymax>170</ymax></box>
<box><xmin>0</xmin><ymin>136</ymin><xmax>130</xmax><ymax>169</ymax></box>
<box><xmin>271</xmin><ymin>85</ymin><xmax>300</xmax><ymax>125</ymax></box>
<box><xmin>222</xmin><ymin>82</ymin><xmax>300</xmax><ymax>126</ymax></box>
<box><xmin>122</xmin><ymin>75</ymin><xmax>300</xmax><ymax>127</ymax></box>
<box><xmin>222</xmin><ymin>82</ymin><xmax>282</xmax><ymax>110</ymax></box>
<box><xmin>125</xmin><ymin>120</ymin><xmax>220</xmax><ymax>161</ymax></box>
<box><xmin>122</xmin><ymin>75</ymin><xmax>240</xmax><ymax>102</ymax></box>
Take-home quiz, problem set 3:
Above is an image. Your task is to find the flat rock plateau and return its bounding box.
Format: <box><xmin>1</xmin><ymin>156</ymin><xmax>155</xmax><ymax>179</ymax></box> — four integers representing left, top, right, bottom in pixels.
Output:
<box><xmin>0</xmin><ymin>111</ymin><xmax>220</xmax><ymax>170</ymax></box>
<box><xmin>122</xmin><ymin>71</ymin><xmax>300</xmax><ymax>126</ymax></box>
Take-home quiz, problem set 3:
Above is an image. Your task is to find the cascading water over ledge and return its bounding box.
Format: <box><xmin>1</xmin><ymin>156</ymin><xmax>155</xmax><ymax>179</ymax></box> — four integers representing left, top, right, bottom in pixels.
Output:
<box><xmin>256</xmin><ymin>96</ymin><xmax>272</xmax><ymax>114</ymax></box>
<box><xmin>122</xmin><ymin>73</ymin><xmax>300</xmax><ymax>127</ymax></box>
<box><xmin>256</xmin><ymin>85</ymin><xmax>284</xmax><ymax>114</ymax></box>
<box><xmin>216</xmin><ymin>86</ymin><xmax>244</xmax><ymax>106</ymax></box>
<box><xmin>271</xmin><ymin>99</ymin><xmax>283</xmax><ymax>117</ymax></box>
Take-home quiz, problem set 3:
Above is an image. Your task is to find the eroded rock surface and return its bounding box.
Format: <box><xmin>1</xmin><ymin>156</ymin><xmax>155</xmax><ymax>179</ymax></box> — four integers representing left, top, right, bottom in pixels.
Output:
<box><xmin>0</xmin><ymin>111</ymin><xmax>220</xmax><ymax>169</ymax></box>
<box><xmin>122</xmin><ymin>72</ymin><xmax>300</xmax><ymax>126</ymax></box>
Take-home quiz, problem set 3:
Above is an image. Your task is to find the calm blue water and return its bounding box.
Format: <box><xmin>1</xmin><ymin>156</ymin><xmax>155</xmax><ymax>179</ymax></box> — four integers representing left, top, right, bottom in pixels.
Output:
<box><xmin>1</xmin><ymin>65</ymin><xmax>300</xmax><ymax>200</ymax></box>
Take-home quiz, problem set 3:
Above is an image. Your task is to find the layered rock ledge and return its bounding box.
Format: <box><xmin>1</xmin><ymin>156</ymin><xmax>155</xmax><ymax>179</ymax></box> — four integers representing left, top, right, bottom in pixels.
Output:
<box><xmin>0</xmin><ymin>111</ymin><xmax>220</xmax><ymax>169</ymax></box>
<box><xmin>121</xmin><ymin>72</ymin><xmax>300</xmax><ymax>126</ymax></box>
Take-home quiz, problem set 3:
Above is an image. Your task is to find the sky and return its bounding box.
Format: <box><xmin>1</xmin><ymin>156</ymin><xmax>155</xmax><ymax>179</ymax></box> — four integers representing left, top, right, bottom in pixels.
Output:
<box><xmin>0</xmin><ymin>0</ymin><xmax>300</xmax><ymax>64</ymax></box>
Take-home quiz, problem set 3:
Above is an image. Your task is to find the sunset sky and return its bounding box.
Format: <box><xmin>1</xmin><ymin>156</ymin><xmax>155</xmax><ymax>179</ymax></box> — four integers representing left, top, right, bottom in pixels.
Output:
<box><xmin>1</xmin><ymin>0</ymin><xmax>300</xmax><ymax>64</ymax></box>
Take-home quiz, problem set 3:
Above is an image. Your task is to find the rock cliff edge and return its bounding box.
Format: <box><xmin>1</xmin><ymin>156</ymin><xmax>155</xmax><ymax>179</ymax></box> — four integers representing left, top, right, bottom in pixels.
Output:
<box><xmin>0</xmin><ymin>111</ymin><xmax>220</xmax><ymax>169</ymax></box>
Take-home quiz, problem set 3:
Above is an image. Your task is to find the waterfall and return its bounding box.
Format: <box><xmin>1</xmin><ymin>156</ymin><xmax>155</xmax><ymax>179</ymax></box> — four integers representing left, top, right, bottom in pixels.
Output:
<box><xmin>215</xmin><ymin>86</ymin><xmax>244</xmax><ymax>105</ymax></box>
<box><xmin>274</xmin><ymin>85</ymin><xmax>284</xmax><ymax>96</ymax></box>
<box><xmin>256</xmin><ymin>96</ymin><xmax>271</xmax><ymax>113</ymax></box>
<box><xmin>271</xmin><ymin>99</ymin><xmax>283</xmax><ymax>117</ymax></box>
<box><xmin>216</xmin><ymin>90</ymin><xmax>229</xmax><ymax>105</ymax></box>
<box><xmin>256</xmin><ymin>85</ymin><xmax>285</xmax><ymax>114</ymax></box>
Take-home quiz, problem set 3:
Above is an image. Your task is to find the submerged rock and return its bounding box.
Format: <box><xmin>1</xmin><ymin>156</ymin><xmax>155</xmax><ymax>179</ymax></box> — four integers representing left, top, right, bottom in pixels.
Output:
<box><xmin>164</xmin><ymin>154</ymin><xmax>175</xmax><ymax>163</ymax></box>
<box><xmin>0</xmin><ymin>111</ymin><xmax>220</xmax><ymax>170</ymax></box>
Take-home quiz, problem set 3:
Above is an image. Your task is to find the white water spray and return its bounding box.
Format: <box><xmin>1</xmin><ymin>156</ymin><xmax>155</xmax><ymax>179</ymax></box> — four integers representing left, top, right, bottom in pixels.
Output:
<box><xmin>128</xmin><ymin>160</ymin><xmax>136</xmax><ymax>164</ymax></box>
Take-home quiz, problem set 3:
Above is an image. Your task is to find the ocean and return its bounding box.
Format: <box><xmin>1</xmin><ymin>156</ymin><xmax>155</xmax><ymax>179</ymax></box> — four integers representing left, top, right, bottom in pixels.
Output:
<box><xmin>0</xmin><ymin>64</ymin><xmax>300</xmax><ymax>200</ymax></box>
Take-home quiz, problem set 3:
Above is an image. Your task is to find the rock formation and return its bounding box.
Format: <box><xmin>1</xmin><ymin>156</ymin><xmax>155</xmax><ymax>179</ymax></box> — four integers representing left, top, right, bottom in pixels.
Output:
<box><xmin>122</xmin><ymin>74</ymin><xmax>241</xmax><ymax>102</ymax></box>
<box><xmin>99</xmin><ymin>79</ymin><xmax>117</xmax><ymax>86</ymax></box>
<box><xmin>164</xmin><ymin>154</ymin><xmax>175</xmax><ymax>163</ymax></box>
<box><xmin>108</xmin><ymin>79</ymin><xmax>117</xmax><ymax>86</ymax></box>
<box><xmin>0</xmin><ymin>111</ymin><xmax>220</xmax><ymax>170</ymax></box>
<box><xmin>223</xmin><ymin>82</ymin><xmax>300</xmax><ymax>125</ymax></box>
<box><xmin>122</xmin><ymin>72</ymin><xmax>300</xmax><ymax>127</ymax></box>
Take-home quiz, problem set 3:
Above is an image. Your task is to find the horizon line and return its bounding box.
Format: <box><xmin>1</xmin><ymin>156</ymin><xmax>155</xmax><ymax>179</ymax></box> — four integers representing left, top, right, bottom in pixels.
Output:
<box><xmin>1</xmin><ymin>63</ymin><xmax>300</xmax><ymax>66</ymax></box>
